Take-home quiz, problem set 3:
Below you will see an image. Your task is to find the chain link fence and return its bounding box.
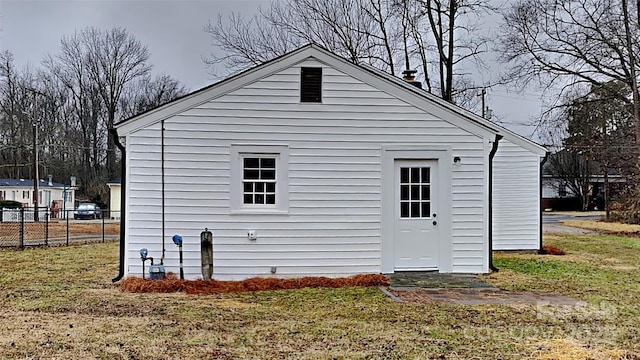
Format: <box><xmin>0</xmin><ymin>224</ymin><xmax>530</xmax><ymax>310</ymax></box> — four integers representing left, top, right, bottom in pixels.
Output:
<box><xmin>0</xmin><ymin>207</ymin><xmax>120</xmax><ymax>248</ymax></box>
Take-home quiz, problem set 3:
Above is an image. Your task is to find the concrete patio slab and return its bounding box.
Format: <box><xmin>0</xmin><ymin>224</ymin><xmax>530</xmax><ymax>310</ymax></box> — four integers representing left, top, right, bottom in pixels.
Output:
<box><xmin>387</xmin><ymin>272</ymin><xmax>497</xmax><ymax>290</ymax></box>
<box><xmin>382</xmin><ymin>272</ymin><xmax>584</xmax><ymax>306</ymax></box>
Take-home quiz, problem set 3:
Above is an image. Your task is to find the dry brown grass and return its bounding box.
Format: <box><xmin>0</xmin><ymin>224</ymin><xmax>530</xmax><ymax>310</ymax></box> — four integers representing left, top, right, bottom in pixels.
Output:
<box><xmin>529</xmin><ymin>339</ymin><xmax>630</xmax><ymax>360</ymax></box>
<box><xmin>562</xmin><ymin>219</ymin><xmax>640</xmax><ymax>234</ymax></box>
<box><xmin>1</xmin><ymin>236</ymin><xmax>639</xmax><ymax>359</ymax></box>
<box><xmin>121</xmin><ymin>273</ymin><xmax>389</xmax><ymax>294</ymax></box>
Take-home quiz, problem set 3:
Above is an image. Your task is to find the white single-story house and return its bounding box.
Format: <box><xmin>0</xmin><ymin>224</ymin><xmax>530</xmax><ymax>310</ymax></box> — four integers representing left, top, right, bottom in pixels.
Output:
<box><xmin>107</xmin><ymin>179</ymin><xmax>121</xmax><ymax>219</ymax></box>
<box><xmin>113</xmin><ymin>44</ymin><xmax>547</xmax><ymax>281</ymax></box>
<box><xmin>0</xmin><ymin>178</ymin><xmax>76</xmax><ymax>218</ymax></box>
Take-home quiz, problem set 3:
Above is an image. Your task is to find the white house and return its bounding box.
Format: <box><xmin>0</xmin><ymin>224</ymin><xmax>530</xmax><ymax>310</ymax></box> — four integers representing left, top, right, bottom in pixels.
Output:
<box><xmin>107</xmin><ymin>179</ymin><xmax>121</xmax><ymax>219</ymax></box>
<box><xmin>0</xmin><ymin>178</ymin><xmax>76</xmax><ymax>219</ymax></box>
<box><xmin>113</xmin><ymin>44</ymin><xmax>547</xmax><ymax>281</ymax></box>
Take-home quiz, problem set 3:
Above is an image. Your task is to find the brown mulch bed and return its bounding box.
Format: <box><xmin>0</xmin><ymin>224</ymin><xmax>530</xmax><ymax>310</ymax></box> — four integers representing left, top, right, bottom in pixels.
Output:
<box><xmin>120</xmin><ymin>273</ymin><xmax>389</xmax><ymax>295</ymax></box>
<box><xmin>539</xmin><ymin>245</ymin><xmax>566</xmax><ymax>255</ymax></box>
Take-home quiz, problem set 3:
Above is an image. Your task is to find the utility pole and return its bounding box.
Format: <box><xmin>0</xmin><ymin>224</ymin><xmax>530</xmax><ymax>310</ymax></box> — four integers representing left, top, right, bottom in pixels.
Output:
<box><xmin>25</xmin><ymin>86</ymin><xmax>45</xmax><ymax>222</ymax></box>
<box><xmin>32</xmin><ymin>123</ymin><xmax>39</xmax><ymax>222</ymax></box>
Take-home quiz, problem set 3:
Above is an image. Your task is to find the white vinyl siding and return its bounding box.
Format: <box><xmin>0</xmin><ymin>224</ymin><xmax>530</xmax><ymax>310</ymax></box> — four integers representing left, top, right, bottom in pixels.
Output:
<box><xmin>493</xmin><ymin>139</ymin><xmax>541</xmax><ymax>250</ymax></box>
<box><xmin>124</xmin><ymin>59</ymin><xmax>488</xmax><ymax>280</ymax></box>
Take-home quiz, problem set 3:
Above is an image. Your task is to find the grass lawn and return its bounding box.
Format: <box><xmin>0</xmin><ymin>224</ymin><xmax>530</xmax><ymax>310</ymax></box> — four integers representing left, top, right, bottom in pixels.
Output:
<box><xmin>1</xmin><ymin>234</ymin><xmax>639</xmax><ymax>359</ymax></box>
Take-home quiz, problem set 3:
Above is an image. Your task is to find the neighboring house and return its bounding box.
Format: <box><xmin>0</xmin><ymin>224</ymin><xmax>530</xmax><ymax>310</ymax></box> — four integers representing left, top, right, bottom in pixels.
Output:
<box><xmin>0</xmin><ymin>178</ymin><xmax>76</xmax><ymax>218</ymax></box>
<box><xmin>107</xmin><ymin>179</ymin><xmax>121</xmax><ymax>219</ymax></box>
<box><xmin>542</xmin><ymin>174</ymin><xmax>626</xmax><ymax>210</ymax></box>
<box><xmin>113</xmin><ymin>44</ymin><xmax>547</xmax><ymax>281</ymax></box>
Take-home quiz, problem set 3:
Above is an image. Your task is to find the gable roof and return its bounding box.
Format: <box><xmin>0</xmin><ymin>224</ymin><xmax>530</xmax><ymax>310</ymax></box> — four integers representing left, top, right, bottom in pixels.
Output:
<box><xmin>0</xmin><ymin>178</ymin><xmax>68</xmax><ymax>189</ymax></box>
<box><xmin>115</xmin><ymin>44</ymin><xmax>546</xmax><ymax>156</ymax></box>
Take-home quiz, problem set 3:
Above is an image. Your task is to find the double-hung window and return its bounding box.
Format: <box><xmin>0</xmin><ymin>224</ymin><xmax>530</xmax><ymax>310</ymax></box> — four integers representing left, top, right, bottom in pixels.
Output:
<box><xmin>243</xmin><ymin>157</ymin><xmax>277</xmax><ymax>205</ymax></box>
<box><xmin>231</xmin><ymin>144</ymin><xmax>289</xmax><ymax>214</ymax></box>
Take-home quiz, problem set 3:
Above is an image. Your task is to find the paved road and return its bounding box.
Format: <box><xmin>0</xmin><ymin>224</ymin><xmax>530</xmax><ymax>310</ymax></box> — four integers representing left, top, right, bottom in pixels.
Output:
<box><xmin>542</xmin><ymin>213</ymin><xmax>601</xmax><ymax>234</ymax></box>
<box><xmin>542</xmin><ymin>213</ymin><xmax>603</xmax><ymax>224</ymax></box>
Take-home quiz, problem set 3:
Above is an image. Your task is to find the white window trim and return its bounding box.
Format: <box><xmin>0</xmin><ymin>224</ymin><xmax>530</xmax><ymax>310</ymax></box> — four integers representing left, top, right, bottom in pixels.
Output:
<box><xmin>230</xmin><ymin>144</ymin><xmax>289</xmax><ymax>215</ymax></box>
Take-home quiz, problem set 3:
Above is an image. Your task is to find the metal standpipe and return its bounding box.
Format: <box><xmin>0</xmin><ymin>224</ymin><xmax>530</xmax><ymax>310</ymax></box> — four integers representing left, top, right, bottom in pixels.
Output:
<box><xmin>201</xmin><ymin>228</ymin><xmax>213</xmax><ymax>280</ymax></box>
<box><xmin>172</xmin><ymin>234</ymin><xmax>184</xmax><ymax>280</ymax></box>
<box><xmin>139</xmin><ymin>248</ymin><xmax>153</xmax><ymax>280</ymax></box>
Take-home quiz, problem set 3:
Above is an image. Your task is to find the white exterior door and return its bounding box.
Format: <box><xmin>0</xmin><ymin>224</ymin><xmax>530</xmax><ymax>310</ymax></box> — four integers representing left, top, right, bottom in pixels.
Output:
<box><xmin>394</xmin><ymin>160</ymin><xmax>439</xmax><ymax>270</ymax></box>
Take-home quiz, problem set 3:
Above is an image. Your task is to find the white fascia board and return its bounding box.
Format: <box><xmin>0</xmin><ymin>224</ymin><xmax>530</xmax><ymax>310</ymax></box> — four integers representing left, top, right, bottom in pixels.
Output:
<box><xmin>115</xmin><ymin>46</ymin><xmax>318</xmax><ymax>135</ymax></box>
<box><xmin>496</xmin><ymin>128</ymin><xmax>548</xmax><ymax>156</ymax></box>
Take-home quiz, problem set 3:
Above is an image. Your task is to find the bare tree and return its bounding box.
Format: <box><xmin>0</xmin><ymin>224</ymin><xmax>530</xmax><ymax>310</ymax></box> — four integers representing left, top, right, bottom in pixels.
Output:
<box><xmin>205</xmin><ymin>0</ymin><xmax>493</xmax><ymax>107</ymax></box>
<box><xmin>83</xmin><ymin>27</ymin><xmax>151</xmax><ymax>178</ymax></box>
<box><xmin>43</xmin><ymin>32</ymin><xmax>104</xmax><ymax>180</ymax></box>
<box><xmin>0</xmin><ymin>51</ymin><xmax>40</xmax><ymax>179</ymax></box>
<box><xmin>498</xmin><ymin>0</ymin><xmax>640</xmax><ymax>141</ymax></box>
<box><xmin>545</xmin><ymin>150</ymin><xmax>597</xmax><ymax>211</ymax></box>
<box><xmin>205</xmin><ymin>0</ymin><xmax>396</xmax><ymax>73</ymax></box>
<box><xmin>119</xmin><ymin>74</ymin><xmax>188</xmax><ymax>118</ymax></box>
<box><xmin>409</xmin><ymin>0</ymin><xmax>493</xmax><ymax>103</ymax></box>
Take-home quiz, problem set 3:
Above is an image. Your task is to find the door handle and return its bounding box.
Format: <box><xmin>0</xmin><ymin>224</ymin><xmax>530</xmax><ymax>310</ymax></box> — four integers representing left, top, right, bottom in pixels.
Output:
<box><xmin>433</xmin><ymin>220</ymin><xmax>437</xmax><ymax>226</ymax></box>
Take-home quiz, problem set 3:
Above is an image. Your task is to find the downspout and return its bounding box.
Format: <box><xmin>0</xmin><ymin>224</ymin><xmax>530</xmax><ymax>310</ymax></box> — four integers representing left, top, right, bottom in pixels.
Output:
<box><xmin>539</xmin><ymin>152</ymin><xmax>549</xmax><ymax>253</ymax></box>
<box><xmin>161</xmin><ymin>120</ymin><xmax>166</xmax><ymax>265</ymax></box>
<box><xmin>111</xmin><ymin>128</ymin><xmax>126</xmax><ymax>283</ymax></box>
<box><xmin>488</xmin><ymin>134</ymin><xmax>503</xmax><ymax>272</ymax></box>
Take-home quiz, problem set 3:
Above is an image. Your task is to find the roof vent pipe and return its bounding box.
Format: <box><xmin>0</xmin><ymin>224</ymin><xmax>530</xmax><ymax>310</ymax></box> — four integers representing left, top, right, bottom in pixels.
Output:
<box><xmin>401</xmin><ymin>69</ymin><xmax>422</xmax><ymax>89</ymax></box>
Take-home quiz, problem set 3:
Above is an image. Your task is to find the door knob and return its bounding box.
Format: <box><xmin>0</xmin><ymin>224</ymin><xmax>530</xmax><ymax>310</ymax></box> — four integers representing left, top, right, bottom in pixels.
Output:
<box><xmin>433</xmin><ymin>220</ymin><xmax>437</xmax><ymax>225</ymax></box>
<box><xmin>433</xmin><ymin>213</ymin><xmax>437</xmax><ymax>218</ymax></box>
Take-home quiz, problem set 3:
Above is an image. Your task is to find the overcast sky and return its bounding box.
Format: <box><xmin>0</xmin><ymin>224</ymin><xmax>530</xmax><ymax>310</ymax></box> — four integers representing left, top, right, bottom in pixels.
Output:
<box><xmin>0</xmin><ymin>0</ymin><xmax>544</xmax><ymax>140</ymax></box>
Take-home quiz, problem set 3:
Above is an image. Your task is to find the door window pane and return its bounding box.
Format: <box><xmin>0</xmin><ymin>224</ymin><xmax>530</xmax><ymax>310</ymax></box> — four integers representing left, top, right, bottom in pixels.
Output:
<box><xmin>421</xmin><ymin>168</ymin><xmax>430</xmax><ymax>183</ymax></box>
<box><xmin>421</xmin><ymin>202</ymin><xmax>431</xmax><ymax>218</ymax></box>
<box><xmin>410</xmin><ymin>202</ymin><xmax>420</xmax><ymax>217</ymax></box>
<box><xmin>400</xmin><ymin>202</ymin><xmax>409</xmax><ymax>218</ymax></box>
<box><xmin>421</xmin><ymin>185</ymin><xmax>430</xmax><ymax>200</ymax></box>
<box><xmin>400</xmin><ymin>168</ymin><xmax>409</xmax><ymax>183</ymax></box>
<box><xmin>410</xmin><ymin>185</ymin><xmax>420</xmax><ymax>200</ymax></box>
<box><xmin>411</xmin><ymin>168</ymin><xmax>420</xmax><ymax>183</ymax></box>
<box><xmin>400</xmin><ymin>185</ymin><xmax>409</xmax><ymax>200</ymax></box>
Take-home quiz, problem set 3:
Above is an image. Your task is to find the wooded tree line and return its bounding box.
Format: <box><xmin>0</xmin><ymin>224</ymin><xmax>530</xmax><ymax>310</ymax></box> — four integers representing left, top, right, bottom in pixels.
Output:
<box><xmin>0</xmin><ymin>27</ymin><xmax>187</xmax><ymax>205</ymax></box>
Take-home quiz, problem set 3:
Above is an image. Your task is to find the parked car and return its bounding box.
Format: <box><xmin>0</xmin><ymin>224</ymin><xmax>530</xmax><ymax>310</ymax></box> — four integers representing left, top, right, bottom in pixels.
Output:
<box><xmin>74</xmin><ymin>203</ymin><xmax>101</xmax><ymax>220</ymax></box>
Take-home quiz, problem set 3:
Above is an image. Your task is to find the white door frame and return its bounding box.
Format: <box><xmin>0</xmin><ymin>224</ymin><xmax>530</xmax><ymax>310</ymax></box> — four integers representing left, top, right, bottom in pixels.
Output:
<box><xmin>381</xmin><ymin>146</ymin><xmax>452</xmax><ymax>273</ymax></box>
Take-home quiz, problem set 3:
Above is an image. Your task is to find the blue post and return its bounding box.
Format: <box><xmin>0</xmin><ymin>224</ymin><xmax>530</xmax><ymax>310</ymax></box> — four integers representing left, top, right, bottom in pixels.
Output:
<box><xmin>172</xmin><ymin>235</ymin><xmax>184</xmax><ymax>280</ymax></box>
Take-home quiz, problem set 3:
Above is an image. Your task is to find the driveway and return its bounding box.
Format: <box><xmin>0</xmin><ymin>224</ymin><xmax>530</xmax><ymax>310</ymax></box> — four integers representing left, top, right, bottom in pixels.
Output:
<box><xmin>543</xmin><ymin>212</ymin><xmax>601</xmax><ymax>234</ymax></box>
